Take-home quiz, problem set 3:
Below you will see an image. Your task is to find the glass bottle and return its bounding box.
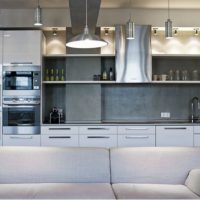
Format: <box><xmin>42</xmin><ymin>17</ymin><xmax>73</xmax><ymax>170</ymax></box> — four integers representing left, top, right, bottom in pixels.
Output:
<box><xmin>50</xmin><ymin>68</ymin><xmax>54</xmax><ymax>81</ymax></box>
<box><xmin>109</xmin><ymin>67</ymin><xmax>114</xmax><ymax>80</ymax></box>
<box><xmin>45</xmin><ymin>68</ymin><xmax>50</xmax><ymax>81</ymax></box>
<box><xmin>102</xmin><ymin>70</ymin><xmax>107</xmax><ymax>80</ymax></box>
<box><xmin>55</xmin><ymin>69</ymin><xmax>59</xmax><ymax>81</ymax></box>
<box><xmin>61</xmin><ymin>69</ymin><xmax>65</xmax><ymax>81</ymax></box>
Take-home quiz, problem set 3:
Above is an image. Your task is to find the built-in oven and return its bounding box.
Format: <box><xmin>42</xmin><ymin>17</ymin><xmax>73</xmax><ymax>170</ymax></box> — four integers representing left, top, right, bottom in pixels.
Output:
<box><xmin>3</xmin><ymin>96</ymin><xmax>40</xmax><ymax>135</ymax></box>
<box><xmin>3</xmin><ymin>64</ymin><xmax>40</xmax><ymax>96</ymax></box>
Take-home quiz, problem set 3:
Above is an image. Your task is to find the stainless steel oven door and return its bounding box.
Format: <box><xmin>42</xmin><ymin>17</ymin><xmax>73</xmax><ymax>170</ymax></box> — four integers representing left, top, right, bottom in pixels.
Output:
<box><xmin>3</xmin><ymin>105</ymin><xmax>40</xmax><ymax>135</ymax></box>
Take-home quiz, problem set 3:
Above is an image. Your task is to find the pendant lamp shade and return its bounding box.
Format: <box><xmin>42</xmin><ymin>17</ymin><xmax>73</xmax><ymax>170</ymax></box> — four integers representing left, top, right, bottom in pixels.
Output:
<box><xmin>34</xmin><ymin>2</ymin><xmax>42</xmax><ymax>26</ymax></box>
<box><xmin>165</xmin><ymin>0</ymin><xmax>173</xmax><ymax>39</ymax></box>
<box><xmin>66</xmin><ymin>0</ymin><xmax>107</xmax><ymax>49</ymax></box>
<box><xmin>126</xmin><ymin>19</ymin><xmax>135</xmax><ymax>39</ymax></box>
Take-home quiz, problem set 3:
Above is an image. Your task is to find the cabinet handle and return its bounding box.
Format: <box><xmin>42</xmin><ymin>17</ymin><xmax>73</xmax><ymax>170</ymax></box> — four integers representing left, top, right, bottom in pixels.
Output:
<box><xmin>87</xmin><ymin>128</ymin><xmax>109</xmax><ymax>130</ymax></box>
<box><xmin>49</xmin><ymin>136</ymin><xmax>71</xmax><ymax>139</ymax></box>
<box><xmin>125</xmin><ymin>128</ymin><xmax>149</xmax><ymax>130</ymax></box>
<box><xmin>164</xmin><ymin>127</ymin><xmax>187</xmax><ymax>130</ymax></box>
<box><xmin>10</xmin><ymin>62</ymin><xmax>33</xmax><ymax>65</ymax></box>
<box><xmin>87</xmin><ymin>136</ymin><xmax>110</xmax><ymax>139</ymax></box>
<box><xmin>125</xmin><ymin>136</ymin><xmax>149</xmax><ymax>139</ymax></box>
<box><xmin>49</xmin><ymin>128</ymin><xmax>71</xmax><ymax>131</ymax></box>
<box><xmin>10</xmin><ymin>136</ymin><xmax>33</xmax><ymax>140</ymax></box>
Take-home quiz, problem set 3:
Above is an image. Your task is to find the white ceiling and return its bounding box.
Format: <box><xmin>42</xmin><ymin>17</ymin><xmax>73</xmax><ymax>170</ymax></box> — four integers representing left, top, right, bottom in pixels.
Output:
<box><xmin>0</xmin><ymin>0</ymin><xmax>200</xmax><ymax>9</ymax></box>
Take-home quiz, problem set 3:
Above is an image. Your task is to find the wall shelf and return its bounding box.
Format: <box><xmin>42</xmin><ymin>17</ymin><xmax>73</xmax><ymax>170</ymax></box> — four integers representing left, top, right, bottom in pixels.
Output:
<box><xmin>43</xmin><ymin>81</ymin><xmax>116</xmax><ymax>84</ymax></box>
<box><xmin>44</xmin><ymin>54</ymin><xmax>115</xmax><ymax>58</ymax></box>
<box><xmin>152</xmin><ymin>54</ymin><xmax>200</xmax><ymax>57</ymax></box>
<box><xmin>151</xmin><ymin>81</ymin><xmax>200</xmax><ymax>84</ymax></box>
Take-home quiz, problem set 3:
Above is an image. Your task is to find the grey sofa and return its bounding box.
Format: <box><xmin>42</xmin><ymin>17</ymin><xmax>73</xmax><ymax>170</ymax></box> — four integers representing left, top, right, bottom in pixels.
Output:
<box><xmin>0</xmin><ymin>147</ymin><xmax>199</xmax><ymax>199</ymax></box>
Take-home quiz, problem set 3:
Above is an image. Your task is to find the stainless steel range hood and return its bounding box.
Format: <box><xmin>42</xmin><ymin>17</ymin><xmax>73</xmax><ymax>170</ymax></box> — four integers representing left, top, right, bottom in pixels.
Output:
<box><xmin>115</xmin><ymin>25</ymin><xmax>152</xmax><ymax>82</ymax></box>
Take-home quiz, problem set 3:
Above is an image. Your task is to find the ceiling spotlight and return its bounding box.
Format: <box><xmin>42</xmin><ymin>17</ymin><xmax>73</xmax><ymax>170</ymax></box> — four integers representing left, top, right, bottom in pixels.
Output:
<box><xmin>194</xmin><ymin>28</ymin><xmax>199</xmax><ymax>36</ymax></box>
<box><xmin>165</xmin><ymin>0</ymin><xmax>173</xmax><ymax>39</ymax></box>
<box><xmin>153</xmin><ymin>28</ymin><xmax>158</xmax><ymax>35</ymax></box>
<box><xmin>52</xmin><ymin>28</ymin><xmax>58</xmax><ymax>36</ymax></box>
<box><xmin>104</xmin><ymin>28</ymin><xmax>109</xmax><ymax>36</ymax></box>
<box><xmin>34</xmin><ymin>0</ymin><xmax>42</xmax><ymax>26</ymax></box>
<box><xmin>174</xmin><ymin>28</ymin><xmax>178</xmax><ymax>36</ymax></box>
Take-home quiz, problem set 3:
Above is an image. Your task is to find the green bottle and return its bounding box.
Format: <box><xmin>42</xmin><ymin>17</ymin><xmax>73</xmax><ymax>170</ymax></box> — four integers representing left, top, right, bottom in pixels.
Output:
<box><xmin>55</xmin><ymin>69</ymin><xmax>59</xmax><ymax>81</ymax></box>
<box><xmin>50</xmin><ymin>69</ymin><xmax>54</xmax><ymax>81</ymax></box>
<box><xmin>45</xmin><ymin>68</ymin><xmax>49</xmax><ymax>81</ymax></box>
<box><xmin>61</xmin><ymin>69</ymin><xmax>65</xmax><ymax>81</ymax></box>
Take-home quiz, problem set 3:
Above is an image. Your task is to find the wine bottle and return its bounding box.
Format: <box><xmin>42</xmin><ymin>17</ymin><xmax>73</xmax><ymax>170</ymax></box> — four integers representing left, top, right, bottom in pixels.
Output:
<box><xmin>50</xmin><ymin>69</ymin><xmax>54</xmax><ymax>81</ymax></box>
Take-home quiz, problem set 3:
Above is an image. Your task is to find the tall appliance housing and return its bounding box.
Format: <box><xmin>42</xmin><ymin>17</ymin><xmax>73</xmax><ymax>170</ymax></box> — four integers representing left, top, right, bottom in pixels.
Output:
<box><xmin>115</xmin><ymin>25</ymin><xmax>152</xmax><ymax>82</ymax></box>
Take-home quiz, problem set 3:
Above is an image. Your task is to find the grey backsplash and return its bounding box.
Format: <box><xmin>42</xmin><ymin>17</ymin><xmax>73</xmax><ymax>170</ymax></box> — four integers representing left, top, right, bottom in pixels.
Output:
<box><xmin>102</xmin><ymin>84</ymin><xmax>200</xmax><ymax>122</ymax></box>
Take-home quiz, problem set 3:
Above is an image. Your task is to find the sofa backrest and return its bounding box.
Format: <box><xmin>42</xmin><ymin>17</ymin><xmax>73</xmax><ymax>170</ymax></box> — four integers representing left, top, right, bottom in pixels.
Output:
<box><xmin>0</xmin><ymin>147</ymin><xmax>110</xmax><ymax>184</ymax></box>
<box><xmin>110</xmin><ymin>147</ymin><xmax>200</xmax><ymax>184</ymax></box>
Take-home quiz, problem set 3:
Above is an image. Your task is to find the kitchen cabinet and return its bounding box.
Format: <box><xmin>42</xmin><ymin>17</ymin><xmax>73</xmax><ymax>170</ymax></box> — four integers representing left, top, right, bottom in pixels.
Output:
<box><xmin>3</xmin><ymin>135</ymin><xmax>41</xmax><ymax>146</ymax></box>
<box><xmin>79</xmin><ymin>126</ymin><xmax>117</xmax><ymax>148</ymax></box>
<box><xmin>41</xmin><ymin>126</ymin><xmax>79</xmax><ymax>147</ymax></box>
<box><xmin>156</xmin><ymin>126</ymin><xmax>193</xmax><ymax>147</ymax></box>
<box><xmin>118</xmin><ymin>126</ymin><xmax>155</xmax><ymax>147</ymax></box>
<box><xmin>193</xmin><ymin>126</ymin><xmax>200</xmax><ymax>147</ymax></box>
<box><xmin>3</xmin><ymin>30</ymin><xmax>42</xmax><ymax>65</ymax></box>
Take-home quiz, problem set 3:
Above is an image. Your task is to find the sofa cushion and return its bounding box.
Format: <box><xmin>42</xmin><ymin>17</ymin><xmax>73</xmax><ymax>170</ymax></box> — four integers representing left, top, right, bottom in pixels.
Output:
<box><xmin>110</xmin><ymin>147</ymin><xmax>200</xmax><ymax>184</ymax></box>
<box><xmin>112</xmin><ymin>183</ymin><xmax>199</xmax><ymax>199</ymax></box>
<box><xmin>0</xmin><ymin>183</ymin><xmax>115</xmax><ymax>199</ymax></box>
<box><xmin>185</xmin><ymin>169</ymin><xmax>200</xmax><ymax>196</ymax></box>
<box><xmin>0</xmin><ymin>147</ymin><xmax>110</xmax><ymax>183</ymax></box>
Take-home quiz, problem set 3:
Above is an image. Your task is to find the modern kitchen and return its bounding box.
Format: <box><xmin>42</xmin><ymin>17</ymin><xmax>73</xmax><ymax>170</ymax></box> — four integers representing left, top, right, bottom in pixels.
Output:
<box><xmin>0</xmin><ymin>0</ymin><xmax>200</xmax><ymax>148</ymax></box>
<box><xmin>1</xmin><ymin>1</ymin><xmax>200</xmax><ymax>199</ymax></box>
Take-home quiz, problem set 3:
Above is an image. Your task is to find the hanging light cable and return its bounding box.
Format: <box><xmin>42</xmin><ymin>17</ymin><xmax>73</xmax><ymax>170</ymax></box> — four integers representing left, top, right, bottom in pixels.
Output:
<box><xmin>66</xmin><ymin>0</ymin><xmax>107</xmax><ymax>49</ymax></box>
<box><xmin>126</xmin><ymin>0</ymin><xmax>135</xmax><ymax>39</ymax></box>
<box><xmin>165</xmin><ymin>0</ymin><xmax>173</xmax><ymax>39</ymax></box>
<box><xmin>34</xmin><ymin>0</ymin><xmax>42</xmax><ymax>26</ymax></box>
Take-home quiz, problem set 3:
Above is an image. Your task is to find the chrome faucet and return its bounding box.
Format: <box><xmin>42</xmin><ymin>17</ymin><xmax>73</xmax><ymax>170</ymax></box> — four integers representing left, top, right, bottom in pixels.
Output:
<box><xmin>191</xmin><ymin>96</ymin><xmax>200</xmax><ymax>123</ymax></box>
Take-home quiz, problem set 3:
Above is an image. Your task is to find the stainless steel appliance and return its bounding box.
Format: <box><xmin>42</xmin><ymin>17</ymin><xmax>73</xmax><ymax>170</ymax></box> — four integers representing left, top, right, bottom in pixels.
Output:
<box><xmin>3</xmin><ymin>64</ymin><xmax>40</xmax><ymax>96</ymax></box>
<box><xmin>115</xmin><ymin>25</ymin><xmax>152</xmax><ymax>82</ymax></box>
<box><xmin>3</xmin><ymin>96</ymin><xmax>40</xmax><ymax>135</ymax></box>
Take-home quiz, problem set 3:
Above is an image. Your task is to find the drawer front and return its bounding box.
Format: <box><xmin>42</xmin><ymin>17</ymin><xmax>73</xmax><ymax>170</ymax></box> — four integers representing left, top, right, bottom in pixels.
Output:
<box><xmin>193</xmin><ymin>126</ymin><xmax>200</xmax><ymax>133</ymax></box>
<box><xmin>118</xmin><ymin>126</ymin><xmax>155</xmax><ymax>134</ymax></box>
<box><xmin>41</xmin><ymin>126</ymin><xmax>79</xmax><ymax>135</ymax></box>
<box><xmin>156</xmin><ymin>126</ymin><xmax>193</xmax><ymax>134</ymax></box>
<box><xmin>3</xmin><ymin>135</ymin><xmax>40</xmax><ymax>146</ymax></box>
<box><xmin>194</xmin><ymin>134</ymin><xmax>200</xmax><ymax>147</ymax></box>
<box><xmin>79</xmin><ymin>126</ymin><xmax>117</xmax><ymax>135</ymax></box>
<box><xmin>118</xmin><ymin>134</ymin><xmax>155</xmax><ymax>147</ymax></box>
<box><xmin>156</xmin><ymin>132</ymin><xmax>193</xmax><ymax>147</ymax></box>
<box><xmin>79</xmin><ymin>135</ymin><xmax>117</xmax><ymax>148</ymax></box>
<box><xmin>41</xmin><ymin>135</ymin><xmax>79</xmax><ymax>147</ymax></box>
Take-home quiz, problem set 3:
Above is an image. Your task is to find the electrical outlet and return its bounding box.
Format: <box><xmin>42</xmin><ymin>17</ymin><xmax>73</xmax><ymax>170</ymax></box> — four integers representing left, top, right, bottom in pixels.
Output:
<box><xmin>161</xmin><ymin>112</ymin><xmax>171</xmax><ymax>118</ymax></box>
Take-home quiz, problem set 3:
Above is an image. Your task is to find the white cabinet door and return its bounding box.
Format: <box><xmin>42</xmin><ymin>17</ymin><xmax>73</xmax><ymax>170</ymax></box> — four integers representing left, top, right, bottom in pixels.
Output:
<box><xmin>156</xmin><ymin>126</ymin><xmax>193</xmax><ymax>147</ymax></box>
<box><xmin>193</xmin><ymin>126</ymin><xmax>200</xmax><ymax>147</ymax></box>
<box><xmin>41</xmin><ymin>134</ymin><xmax>79</xmax><ymax>147</ymax></box>
<box><xmin>118</xmin><ymin>134</ymin><xmax>155</xmax><ymax>147</ymax></box>
<box><xmin>79</xmin><ymin>135</ymin><xmax>117</xmax><ymax>148</ymax></box>
<box><xmin>3</xmin><ymin>30</ymin><xmax>41</xmax><ymax>65</ymax></box>
<box><xmin>3</xmin><ymin>135</ymin><xmax>41</xmax><ymax>146</ymax></box>
<box><xmin>41</xmin><ymin>126</ymin><xmax>79</xmax><ymax>135</ymax></box>
<box><xmin>79</xmin><ymin>126</ymin><xmax>117</xmax><ymax>135</ymax></box>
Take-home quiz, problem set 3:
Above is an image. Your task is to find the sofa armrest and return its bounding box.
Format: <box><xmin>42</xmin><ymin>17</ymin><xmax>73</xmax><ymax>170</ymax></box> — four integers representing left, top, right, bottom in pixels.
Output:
<box><xmin>185</xmin><ymin>169</ymin><xmax>200</xmax><ymax>197</ymax></box>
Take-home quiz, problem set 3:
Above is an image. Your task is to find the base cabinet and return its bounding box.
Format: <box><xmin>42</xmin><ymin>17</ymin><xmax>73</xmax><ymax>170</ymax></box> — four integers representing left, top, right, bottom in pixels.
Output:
<box><xmin>193</xmin><ymin>126</ymin><xmax>200</xmax><ymax>147</ymax></box>
<box><xmin>3</xmin><ymin>135</ymin><xmax>41</xmax><ymax>146</ymax></box>
<box><xmin>156</xmin><ymin>126</ymin><xmax>193</xmax><ymax>147</ymax></box>
<box><xmin>41</xmin><ymin>134</ymin><xmax>79</xmax><ymax>147</ymax></box>
<box><xmin>79</xmin><ymin>135</ymin><xmax>117</xmax><ymax>148</ymax></box>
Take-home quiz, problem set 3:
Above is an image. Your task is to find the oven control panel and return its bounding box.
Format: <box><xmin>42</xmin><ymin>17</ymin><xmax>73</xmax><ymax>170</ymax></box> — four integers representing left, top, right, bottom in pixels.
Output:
<box><xmin>3</xmin><ymin>96</ymin><xmax>40</xmax><ymax>105</ymax></box>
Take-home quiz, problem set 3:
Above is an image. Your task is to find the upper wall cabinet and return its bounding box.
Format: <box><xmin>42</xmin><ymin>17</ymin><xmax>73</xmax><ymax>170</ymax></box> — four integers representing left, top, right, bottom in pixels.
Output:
<box><xmin>3</xmin><ymin>30</ymin><xmax>42</xmax><ymax>65</ymax></box>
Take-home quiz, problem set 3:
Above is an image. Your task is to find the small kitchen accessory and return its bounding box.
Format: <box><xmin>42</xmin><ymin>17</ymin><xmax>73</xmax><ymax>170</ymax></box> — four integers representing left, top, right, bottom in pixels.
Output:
<box><xmin>49</xmin><ymin>107</ymin><xmax>61</xmax><ymax>124</ymax></box>
<box><xmin>160</xmin><ymin>74</ymin><xmax>168</xmax><ymax>81</ymax></box>
<box><xmin>192</xmin><ymin>70</ymin><xmax>199</xmax><ymax>80</ymax></box>
<box><xmin>153</xmin><ymin>74</ymin><xmax>158</xmax><ymax>81</ymax></box>
<box><xmin>168</xmin><ymin>69</ymin><xmax>174</xmax><ymax>80</ymax></box>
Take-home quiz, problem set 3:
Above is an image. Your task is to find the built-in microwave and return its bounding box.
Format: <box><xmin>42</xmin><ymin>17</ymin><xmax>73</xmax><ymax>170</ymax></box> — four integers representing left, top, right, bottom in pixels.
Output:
<box><xmin>3</xmin><ymin>65</ymin><xmax>41</xmax><ymax>96</ymax></box>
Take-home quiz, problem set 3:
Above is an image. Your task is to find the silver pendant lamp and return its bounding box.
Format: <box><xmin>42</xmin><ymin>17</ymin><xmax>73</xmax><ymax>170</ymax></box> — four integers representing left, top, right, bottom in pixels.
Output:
<box><xmin>34</xmin><ymin>0</ymin><xmax>42</xmax><ymax>26</ymax></box>
<box><xmin>165</xmin><ymin>0</ymin><xmax>173</xmax><ymax>39</ymax></box>
<box><xmin>126</xmin><ymin>0</ymin><xmax>135</xmax><ymax>39</ymax></box>
<box><xmin>66</xmin><ymin>0</ymin><xmax>108</xmax><ymax>49</ymax></box>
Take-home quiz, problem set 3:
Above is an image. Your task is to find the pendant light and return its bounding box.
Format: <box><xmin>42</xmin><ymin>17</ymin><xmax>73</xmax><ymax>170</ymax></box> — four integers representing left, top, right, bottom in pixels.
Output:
<box><xmin>126</xmin><ymin>0</ymin><xmax>135</xmax><ymax>39</ymax></box>
<box><xmin>34</xmin><ymin>0</ymin><xmax>42</xmax><ymax>26</ymax></box>
<box><xmin>165</xmin><ymin>0</ymin><xmax>173</xmax><ymax>39</ymax></box>
<box><xmin>66</xmin><ymin>0</ymin><xmax>107</xmax><ymax>49</ymax></box>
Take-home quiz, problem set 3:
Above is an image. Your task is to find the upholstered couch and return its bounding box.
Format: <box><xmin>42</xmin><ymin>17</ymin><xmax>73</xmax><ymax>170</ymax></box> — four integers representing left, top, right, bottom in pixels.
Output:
<box><xmin>0</xmin><ymin>147</ymin><xmax>200</xmax><ymax>199</ymax></box>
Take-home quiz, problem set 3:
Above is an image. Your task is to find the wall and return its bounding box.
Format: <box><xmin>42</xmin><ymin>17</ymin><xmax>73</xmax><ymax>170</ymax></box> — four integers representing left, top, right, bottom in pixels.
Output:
<box><xmin>1</xmin><ymin>8</ymin><xmax>200</xmax><ymax>27</ymax></box>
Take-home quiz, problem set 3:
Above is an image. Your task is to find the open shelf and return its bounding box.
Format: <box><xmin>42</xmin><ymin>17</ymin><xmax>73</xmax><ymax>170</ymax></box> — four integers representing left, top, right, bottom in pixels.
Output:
<box><xmin>152</xmin><ymin>54</ymin><xmax>200</xmax><ymax>57</ymax></box>
<box><xmin>151</xmin><ymin>81</ymin><xmax>200</xmax><ymax>84</ymax></box>
<box><xmin>43</xmin><ymin>81</ymin><xmax>116</xmax><ymax>84</ymax></box>
<box><xmin>44</xmin><ymin>54</ymin><xmax>115</xmax><ymax>58</ymax></box>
